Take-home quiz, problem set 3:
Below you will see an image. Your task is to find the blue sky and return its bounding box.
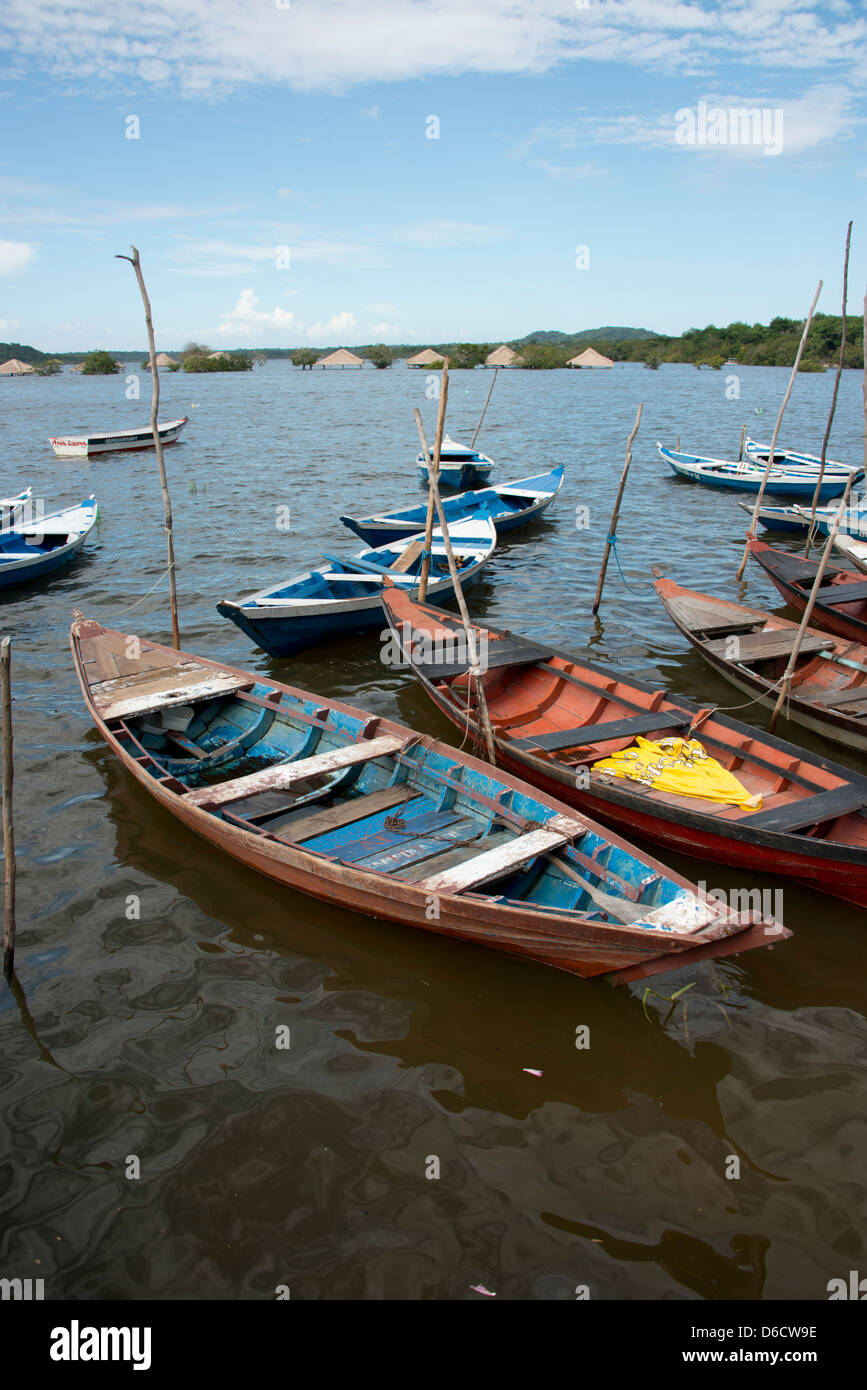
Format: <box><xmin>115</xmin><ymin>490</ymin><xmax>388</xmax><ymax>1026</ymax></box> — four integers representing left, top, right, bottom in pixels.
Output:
<box><xmin>0</xmin><ymin>1</ymin><xmax>865</xmax><ymax>351</ymax></box>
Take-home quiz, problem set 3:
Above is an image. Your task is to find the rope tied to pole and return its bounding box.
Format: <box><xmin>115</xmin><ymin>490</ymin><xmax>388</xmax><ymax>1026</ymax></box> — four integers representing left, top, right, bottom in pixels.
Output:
<box><xmin>605</xmin><ymin>531</ymin><xmax>656</xmax><ymax>597</ymax></box>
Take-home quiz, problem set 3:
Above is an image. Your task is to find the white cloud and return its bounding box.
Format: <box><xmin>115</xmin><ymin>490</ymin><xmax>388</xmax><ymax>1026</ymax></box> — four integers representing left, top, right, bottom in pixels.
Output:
<box><xmin>169</xmin><ymin>233</ymin><xmax>381</xmax><ymax>277</ymax></box>
<box><xmin>217</xmin><ymin>289</ymin><xmax>297</xmax><ymax>336</ymax></box>
<box><xmin>532</xmin><ymin>160</ymin><xmax>607</xmax><ymax>179</ymax></box>
<box><xmin>391</xmin><ymin>219</ymin><xmax>504</xmax><ymax>248</ymax></box>
<box><xmin>0</xmin><ymin>240</ymin><xmax>35</xmax><ymax>274</ymax></box>
<box><xmin>2</xmin><ymin>1</ymin><xmax>861</xmax><ymax>94</ymax></box>
<box><xmin>306</xmin><ymin>311</ymin><xmax>358</xmax><ymax>341</ymax></box>
<box><xmin>216</xmin><ymin>293</ymin><xmax>358</xmax><ymax>344</ymax></box>
<box><xmin>361</xmin><ymin>105</ymin><xmax>379</xmax><ymax>118</ymax></box>
<box><xmin>0</xmin><ymin>318</ymin><xmax>20</xmax><ymax>333</ymax></box>
<box><xmin>371</xmin><ymin>321</ymin><xmax>399</xmax><ymax>335</ymax></box>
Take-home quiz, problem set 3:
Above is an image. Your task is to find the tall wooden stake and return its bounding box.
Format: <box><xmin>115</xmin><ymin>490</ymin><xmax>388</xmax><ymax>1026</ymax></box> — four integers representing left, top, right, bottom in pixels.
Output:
<box><xmin>471</xmin><ymin>367</ymin><xmax>499</xmax><ymax>448</ymax></box>
<box><xmin>805</xmin><ymin>223</ymin><xmax>853</xmax><ymax>558</ymax></box>
<box><xmin>737</xmin><ymin>280</ymin><xmax>823</xmax><ymax>579</ymax></box>
<box><xmin>414</xmin><ymin>364</ymin><xmax>449</xmax><ymax>601</ymax></box>
<box><xmin>768</xmin><ymin>474</ymin><xmax>853</xmax><ymax>733</ymax></box>
<box><xmin>422</xmin><ymin>465</ymin><xmax>497</xmax><ymax>763</ymax></box>
<box><xmin>116</xmin><ymin>246</ymin><xmax>181</xmax><ymax>649</ymax></box>
<box><xmin>738</xmin><ymin>424</ymin><xmax>746</xmax><ymax>462</ymax></box>
<box><xmin>2</xmin><ymin>638</ymin><xmax>15</xmax><ymax>980</ymax></box>
<box><xmin>592</xmin><ymin>403</ymin><xmax>643</xmax><ymax>615</ymax></box>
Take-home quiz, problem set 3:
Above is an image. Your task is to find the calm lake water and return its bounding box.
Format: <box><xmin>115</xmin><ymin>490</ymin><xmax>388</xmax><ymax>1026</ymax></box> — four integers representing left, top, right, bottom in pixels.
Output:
<box><xmin>0</xmin><ymin>360</ymin><xmax>864</xmax><ymax>1300</ymax></box>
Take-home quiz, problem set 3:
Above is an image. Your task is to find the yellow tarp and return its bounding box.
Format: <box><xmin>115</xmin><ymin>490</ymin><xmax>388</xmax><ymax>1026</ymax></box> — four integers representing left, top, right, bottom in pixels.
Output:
<box><xmin>592</xmin><ymin>736</ymin><xmax>762</xmax><ymax>810</ymax></box>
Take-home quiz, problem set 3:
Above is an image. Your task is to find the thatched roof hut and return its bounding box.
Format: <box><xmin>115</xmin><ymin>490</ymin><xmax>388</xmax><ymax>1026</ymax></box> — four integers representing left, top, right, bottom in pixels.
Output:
<box><xmin>317</xmin><ymin>348</ymin><xmax>364</xmax><ymax>368</ymax></box>
<box><xmin>0</xmin><ymin>358</ymin><xmax>35</xmax><ymax>376</ymax></box>
<box><xmin>406</xmin><ymin>348</ymin><xmax>449</xmax><ymax>368</ymax></box>
<box><xmin>567</xmin><ymin>347</ymin><xmax>614</xmax><ymax>369</ymax></box>
<box><xmin>155</xmin><ymin>352</ymin><xmax>177</xmax><ymax>367</ymax></box>
<box><xmin>485</xmin><ymin>345</ymin><xmax>522</xmax><ymax>368</ymax></box>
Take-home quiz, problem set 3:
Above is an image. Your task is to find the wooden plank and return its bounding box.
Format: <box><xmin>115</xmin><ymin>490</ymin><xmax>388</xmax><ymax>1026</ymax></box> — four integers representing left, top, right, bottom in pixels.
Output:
<box><xmin>394</xmin><ymin>828</ymin><xmax>514</xmax><ymax>882</ymax></box>
<box><xmin>279</xmin><ymin>786</ymin><xmax>416</xmax><ymax>840</ymax></box>
<box><xmin>705</xmin><ymin>629</ymin><xmax>833</xmax><ymax>662</ymax></box>
<box><xmin>665</xmin><ymin>594</ymin><xmax>766</xmax><ymax>636</ymax></box>
<box><xmin>345</xmin><ymin>817</ymin><xmax>477</xmax><ymax>873</ymax></box>
<box><xmin>418</xmin><ymin>825</ymin><xmax>570</xmax><ymax>894</ymax></box>
<box><xmin>185</xmin><ymin>734</ymin><xmax>405</xmax><ymax>808</ymax></box>
<box><xmin>811</xmin><ymin>685</ymin><xmax>867</xmax><ymax>710</ymax></box>
<box><xmin>93</xmin><ymin>662</ymin><xmax>251</xmax><ymax>723</ymax></box>
<box><xmin>413</xmin><ymin>636</ymin><xmax>553</xmax><ymax>681</ymax></box>
<box><xmin>742</xmin><ymin>784</ymin><xmax>866</xmax><ymax>832</ymax></box>
<box><xmin>817</xmin><ymin>580</ymin><xmax>867</xmax><ymax>605</ymax></box>
<box><xmin>509</xmin><ymin>709</ymin><xmax>692</xmax><ymax>752</ymax></box>
<box><xmin>390</xmin><ymin>539</ymin><xmax>424</xmax><ymax>573</ymax></box>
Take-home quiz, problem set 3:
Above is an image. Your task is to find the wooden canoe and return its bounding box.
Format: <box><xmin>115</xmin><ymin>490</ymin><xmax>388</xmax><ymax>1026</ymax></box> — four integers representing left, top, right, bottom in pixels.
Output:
<box><xmin>49</xmin><ymin>418</ymin><xmax>188</xmax><ymax>457</ymax></box>
<box><xmin>748</xmin><ymin>539</ymin><xmax>867</xmax><ymax>645</ymax></box>
<box><xmin>833</xmin><ymin>533</ymin><xmax>867</xmax><ymax>575</ymax></box>
<box><xmin>70</xmin><ymin>616</ymin><xmax>788</xmax><ymax>985</ymax></box>
<box><xmin>381</xmin><ymin>587</ymin><xmax>867</xmax><ymax>907</ymax></box>
<box><xmin>655</xmin><ymin>576</ymin><xmax>867</xmax><ymax>753</ymax></box>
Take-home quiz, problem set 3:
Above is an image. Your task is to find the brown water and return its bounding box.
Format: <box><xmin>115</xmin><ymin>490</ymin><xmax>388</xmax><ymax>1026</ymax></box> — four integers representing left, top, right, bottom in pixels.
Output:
<box><xmin>0</xmin><ymin>361</ymin><xmax>865</xmax><ymax>1300</ymax></box>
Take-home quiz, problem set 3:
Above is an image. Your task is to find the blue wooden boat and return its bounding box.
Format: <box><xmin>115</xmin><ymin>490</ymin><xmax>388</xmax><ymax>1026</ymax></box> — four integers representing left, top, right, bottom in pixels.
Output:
<box><xmin>72</xmin><ymin>616</ymin><xmax>789</xmax><ymax>984</ymax></box>
<box><xmin>744</xmin><ymin>437</ymin><xmax>863</xmax><ymax>482</ymax></box>
<box><xmin>217</xmin><ymin>516</ymin><xmax>496</xmax><ymax>657</ymax></box>
<box><xmin>658</xmin><ymin>444</ymin><xmax>848</xmax><ymax>500</ymax></box>
<box><xmin>416</xmin><ymin>436</ymin><xmax>494</xmax><ymax>489</ymax></box>
<box><xmin>0</xmin><ymin>489</ymin><xmax>32</xmax><ymax>530</ymax></box>
<box><xmin>0</xmin><ymin>496</ymin><xmax>98</xmax><ymax>589</ymax></box>
<box><xmin>340</xmin><ymin>466</ymin><xmax>564</xmax><ymax>547</ymax></box>
<box><xmin>738</xmin><ymin>498</ymin><xmax>867</xmax><ymax>539</ymax></box>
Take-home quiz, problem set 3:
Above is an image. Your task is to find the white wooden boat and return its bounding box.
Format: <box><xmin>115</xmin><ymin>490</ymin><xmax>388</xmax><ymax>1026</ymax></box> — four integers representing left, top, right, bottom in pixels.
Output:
<box><xmin>744</xmin><ymin>438</ymin><xmax>860</xmax><ymax>478</ymax></box>
<box><xmin>416</xmin><ymin>436</ymin><xmax>495</xmax><ymax>488</ymax></box>
<box><xmin>49</xmin><ymin>417</ymin><xmax>189</xmax><ymax>457</ymax></box>
<box><xmin>833</xmin><ymin>533</ymin><xmax>867</xmax><ymax>574</ymax></box>
<box><xmin>658</xmin><ymin>445</ymin><xmax>848</xmax><ymax>501</ymax></box>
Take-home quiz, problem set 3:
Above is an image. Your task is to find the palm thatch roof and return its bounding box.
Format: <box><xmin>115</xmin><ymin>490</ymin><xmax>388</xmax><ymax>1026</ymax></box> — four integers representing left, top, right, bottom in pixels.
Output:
<box><xmin>406</xmin><ymin>348</ymin><xmax>450</xmax><ymax>367</ymax></box>
<box><xmin>485</xmin><ymin>345</ymin><xmax>522</xmax><ymax>368</ymax></box>
<box><xmin>567</xmin><ymin>347</ymin><xmax>614</xmax><ymax>368</ymax></box>
<box><xmin>0</xmin><ymin>358</ymin><xmax>35</xmax><ymax>375</ymax></box>
<box><xmin>317</xmin><ymin>348</ymin><xmax>364</xmax><ymax>368</ymax></box>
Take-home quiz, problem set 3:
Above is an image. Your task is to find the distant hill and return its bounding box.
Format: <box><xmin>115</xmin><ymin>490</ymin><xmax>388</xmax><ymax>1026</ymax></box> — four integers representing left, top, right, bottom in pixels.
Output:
<box><xmin>515</xmin><ymin>327</ymin><xmax>660</xmax><ymax>346</ymax></box>
<box><xmin>0</xmin><ymin>342</ymin><xmax>47</xmax><ymax>365</ymax></box>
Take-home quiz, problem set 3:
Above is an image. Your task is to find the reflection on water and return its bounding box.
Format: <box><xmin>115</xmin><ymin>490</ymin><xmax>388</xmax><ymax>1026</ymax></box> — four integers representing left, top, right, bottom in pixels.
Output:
<box><xmin>0</xmin><ymin>362</ymin><xmax>865</xmax><ymax>1299</ymax></box>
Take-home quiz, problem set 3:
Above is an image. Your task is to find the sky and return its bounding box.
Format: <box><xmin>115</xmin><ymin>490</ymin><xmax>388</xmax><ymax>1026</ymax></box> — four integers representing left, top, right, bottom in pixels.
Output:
<box><xmin>0</xmin><ymin>0</ymin><xmax>865</xmax><ymax>352</ymax></box>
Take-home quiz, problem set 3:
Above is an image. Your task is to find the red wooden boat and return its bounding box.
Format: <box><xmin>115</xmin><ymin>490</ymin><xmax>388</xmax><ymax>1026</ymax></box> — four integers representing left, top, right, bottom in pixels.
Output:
<box><xmin>381</xmin><ymin>587</ymin><xmax>867</xmax><ymax>907</ymax></box>
<box><xmin>749</xmin><ymin>538</ymin><xmax>867</xmax><ymax>644</ymax></box>
<box><xmin>655</xmin><ymin>577</ymin><xmax>867</xmax><ymax>754</ymax></box>
<box><xmin>70</xmin><ymin>616</ymin><xmax>786</xmax><ymax>985</ymax></box>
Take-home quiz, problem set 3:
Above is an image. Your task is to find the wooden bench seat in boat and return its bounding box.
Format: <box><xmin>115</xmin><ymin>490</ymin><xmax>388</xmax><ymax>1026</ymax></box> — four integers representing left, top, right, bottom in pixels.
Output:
<box><xmin>92</xmin><ymin>662</ymin><xmax>252</xmax><ymax>724</ymax></box>
<box><xmin>815</xmin><ymin>580</ymin><xmax>867</xmax><ymax>604</ymax></box>
<box><xmin>741</xmin><ymin>784</ymin><xmax>866</xmax><ymax>833</ymax></box>
<box><xmin>412</xmin><ymin>634</ymin><xmax>554</xmax><ymax>681</ymax></box>
<box><xmin>796</xmin><ymin>684</ymin><xmax>867</xmax><ymax>711</ymax></box>
<box><xmin>418</xmin><ymin>819</ymin><xmax>581</xmax><ymax>894</ymax></box>
<box><xmin>704</xmin><ymin>629</ymin><xmax>834</xmax><ymax>662</ymax></box>
<box><xmin>660</xmin><ymin>594</ymin><xmax>767</xmax><ymax>637</ymax></box>
<box><xmin>509</xmin><ymin>709</ymin><xmax>693</xmax><ymax>753</ymax></box>
<box><xmin>184</xmin><ymin>734</ymin><xmax>405</xmax><ymax>808</ymax></box>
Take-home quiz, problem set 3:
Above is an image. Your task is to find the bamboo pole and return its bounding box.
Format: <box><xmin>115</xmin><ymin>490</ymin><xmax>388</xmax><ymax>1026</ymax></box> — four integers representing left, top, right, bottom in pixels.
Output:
<box><xmin>768</xmin><ymin>474</ymin><xmax>853</xmax><ymax>733</ymax></box>
<box><xmin>414</xmin><ymin>365</ymin><xmax>449</xmax><ymax>602</ymax></box>
<box><xmin>675</xmin><ymin>433</ymin><xmax>679</xmax><ymax>452</ymax></box>
<box><xmin>471</xmin><ymin>366</ymin><xmax>499</xmax><ymax>448</ymax></box>
<box><xmin>422</xmin><ymin>463</ymin><xmax>497</xmax><ymax>763</ymax></box>
<box><xmin>805</xmin><ymin>224</ymin><xmax>853</xmax><ymax>559</ymax></box>
<box><xmin>737</xmin><ymin>280</ymin><xmax>823</xmax><ymax>579</ymax></box>
<box><xmin>115</xmin><ymin>246</ymin><xmax>181</xmax><ymax>649</ymax></box>
<box><xmin>592</xmin><ymin>403</ymin><xmax>643</xmax><ymax>615</ymax></box>
<box><xmin>738</xmin><ymin>424</ymin><xmax>746</xmax><ymax>462</ymax></box>
<box><xmin>2</xmin><ymin>637</ymin><xmax>15</xmax><ymax>979</ymax></box>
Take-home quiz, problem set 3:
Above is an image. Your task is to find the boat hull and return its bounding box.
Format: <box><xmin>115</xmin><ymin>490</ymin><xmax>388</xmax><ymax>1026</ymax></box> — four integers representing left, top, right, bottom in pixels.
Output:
<box><xmin>70</xmin><ymin>620</ymin><xmax>782</xmax><ymax>984</ymax></box>
<box><xmin>749</xmin><ymin>541</ymin><xmax>867</xmax><ymax>645</ymax></box>
<box><xmin>382</xmin><ymin>591</ymin><xmax>867</xmax><ymax>909</ymax></box>
<box><xmin>49</xmin><ymin>418</ymin><xmax>188</xmax><ymax>457</ymax></box>
<box><xmin>0</xmin><ymin>499</ymin><xmax>98</xmax><ymax>589</ymax></box>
